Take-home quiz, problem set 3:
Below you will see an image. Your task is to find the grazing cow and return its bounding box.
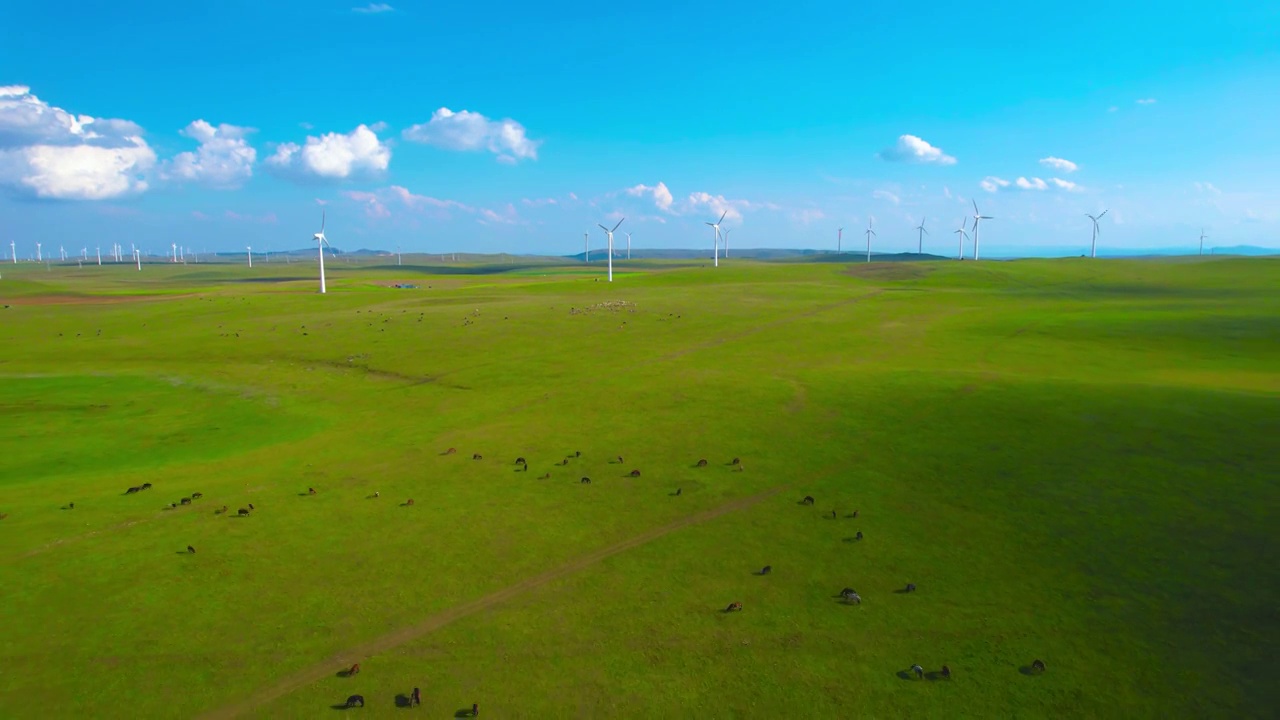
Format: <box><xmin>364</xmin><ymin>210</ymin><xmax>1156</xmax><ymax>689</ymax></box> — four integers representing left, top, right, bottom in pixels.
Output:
<box><xmin>238</xmin><ymin>508</ymin><xmax>250</xmax><ymax>516</ymax></box>
<box><xmin>308</xmin><ymin>488</ymin><xmax>316</xmax><ymax>495</ymax></box>
<box><xmin>169</xmin><ymin>503</ymin><xmax>178</xmax><ymax>509</ymax></box>
<box><xmin>345</xmin><ymin>694</ymin><xmax>364</xmax><ymax>708</ymax></box>
<box><xmin>126</xmin><ymin>486</ymin><xmax>141</xmax><ymax>494</ymax></box>
<box><xmin>472</xmin><ymin>703</ymin><xmax>479</xmax><ymax>717</ymax></box>
<box><xmin>515</xmin><ymin>457</ymin><xmax>526</xmax><ymax>465</ymax></box>
<box><xmin>575</xmin><ymin>451</ymin><xmax>581</xmax><ymax>458</ymax></box>
<box><xmin>852</xmin><ymin>510</ymin><xmax>858</xmax><ymax>519</ymax></box>
<box><xmin>832</xmin><ymin>510</ymin><xmax>837</xmax><ymax>519</ymax></box>
<box><xmin>472</xmin><ymin>453</ymin><xmax>483</xmax><ymax>460</ymax></box>
<box><xmin>725</xmin><ymin>602</ymin><xmax>743</xmax><ymax>612</ymax></box>
<box><xmin>348</xmin><ymin>663</ymin><xmax>360</xmax><ymax>676</ymax></box>
<box><xmin>411</xmin><ymin>687</ymin><xmax>421</xmax><ymax>706</ymax></box>
<box><xmin>249</xmin><ymin>504</ymin><xmax>255</xmax><ymax>510</ymax></box>
<box><xmin>187</xmin><ymin>545</ymin><xmax>196</xmax><ymax>554</ymax></box>
<box><xmin>731</xmin><ymin>457</ymin><xmax>741</xmax><ymax>465</ymax></box>
<box><xmin>580</xmin><ymin>477</ymin><xmax>591</xmax><ymax>484</ymax></box>
<box><xmin>840</xmin><ymin>587</ymin><xmax>857</xmax><ymax>598</ymax></box>
<box><xmin>617</xmin><ymin>456</ymin><xmax>624</xmax><ymax>464</ymax></box>
<box><xmin>142</xmin><ymin>483</ymin><xmax>153</xmax><ymax>490</ymax></box>
<box><xmin>373</xmin><ymin>492</ymin><xmax>380</xmax><ymax>498</ymax></box>
<box><xmin>629</xmin><ymin>469</ymin><xmax>641</xmax><ymax>477</ymax></box>
<box><xmin>1031</xmin><ymin>659</ymin><xmax>1046</xmax><ymax>673</ymax></box>
<box><xmin>445</xmin><ymin>447</ymin><xmax>457</xmax><ymax>455</ymax></box>
<box><xmin>181</xmin><ymin>497</ymin><xmax>192</xmax><ymax>505</ymax></box>
<box><xmin>192</xmin><ymin>492</ymin><xmax>203</xmax><ymax>500</ymax></box>
<box><xmin>68</xmin><ymin>502</ymin><xmax>75</xmax><ymax>509</ymax></box>
<box><xmin>845</xmin><ymin>592</ymin><xmax>862</xmax><ymax>604</ymax></box>
<box><xmin>802</xmin><ymin>496</ymin><xmax>815</xmax><ymax>505</ymax></box>
<box><xmin>905</xmin><ymin>583</ymin><xmax>916</xmax><ymax>593</ymax></box>
<box><xmin>855</xmin><ymin>531</ymin><xmax>863</xmax><ymax>541</ymax></box>
<box><xmin>760</xmin><ymin>565</ymin><xmax>772</xmax><ymax>575</ymax></box>
<box><xmin>406</xmin><ymin>499</ymin><xmax>415</xmax><ymax>506</ymax></box>
<box><xmin>696</xmin><ymin>459</ymin><xmax>708</xmax><ymax>467</ymax></box>
<box><xmin>675</xmin><ymin>488</ymin><xmax>682</xmax><ymax>496</ymax></box>
<box><xmin>911</xmin><ymin>664</ymin><xmax>924</xmax><ymax>679</ymax></box>
<box><xmin>941</xmin><ymin>665</ymin><xmax>952</xmax><ymax>679</ymax></box>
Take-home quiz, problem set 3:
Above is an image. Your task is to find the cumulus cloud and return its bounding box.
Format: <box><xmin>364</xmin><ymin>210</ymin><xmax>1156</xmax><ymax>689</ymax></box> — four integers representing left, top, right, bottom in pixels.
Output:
<box><xmin>266</xmin><ymin>124</ymin><xmax>390</xmax><ymax>180</ymax></box>
<box><xmin>1039</xmin><ymin>156</ymin><xmax>1078</xmax><ymax>173</ymax></box>
<box><xmin>352</xmin><ymin>3</ymin><xmax>394</xmax><ymax>12</ymax></box>
<box><xmin>163</xmin><ymin>120</ymin><xmax>256</xmax><ymax>189</ymax></box>
<box><xmin>521</xmin><ymin>197</ymin><xmax>558</xmax><ymax>207</ymax></box>
<box><xmin>1049</xmin><ymin>178</ymin><xmax>1081</xmax><ymax>192</ymax></box>
<box><xmin>878</xmin><ymin>134</ymin><xmax>956</xmax><ymax>165</ymax></box>
<box><xmin>625</xmin><ymin>182</ymin><xmax>674</xmax><ymax>212</ymax></box>
<box><xmin>680</xmin><ymin>191</ymin><xmax>753</xmax><ymax>222</ymax></box>
<box><xmin>0</xmin><ymin>85</ymin><xmax>155</xmax><ymax>200</ymax></box>
<box><xmin>872</xmin><ymin>189</ymin><xmax>900</xmax><ymax>205</ymax></box>
<box><xmin>1136</xmin><ymin>98</ymin><xmax>1157</xmax><ymax>105</ymax></box>
<box><xmin>1015</xmin><ymin>176</ymin><xmax>1049</xmax><ymax>191</ymax></box>
<box><xmin>980</xmin><ymin>176</ymin><xmax>1010</xmax><ymax>193</ymax></box>
<box><xmin>402</xmin><ymin>108</ymin><xmax>539</xmax><ymax>163</ymax></box>
<box><xmin>343</xmin><ymin>184</ymin><xmax>520</xmax><ymax>225</ymax></box>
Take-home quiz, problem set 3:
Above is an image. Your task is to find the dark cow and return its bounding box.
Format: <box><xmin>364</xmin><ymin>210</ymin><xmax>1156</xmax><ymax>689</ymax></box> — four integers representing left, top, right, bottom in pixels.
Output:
<box><xmin>580</xmin><ymin>477</ymin><xmax>591</xmax><ymax>484</ymax></box>
<box><xmin>941</xmin><ymin>665</ymin><xmax>952</xmax><ymax>679</ymax></box>
<box><xmin>696</xmin><ymin>459</ymin><xmax>708</xmax><ymax>467</ymax></box>
<box><xmin>905</xmin><ymin>583</ymin><xmax>916</xmax><ymax>593</ymax></box>
<box><xmin>180</xmin><ymin>497</ymin><xmax>191</xmax><ymax>505</ymax></box>
<box><xmin>126</xmin><ymin>486</ymin><xmax>141</xmax><ymax>494</ymax></box>
<box><xmin>67</xmin><ymin>502</ymin><xmax>75</xmax><ymax>509</ymax></box>
<box><xmin>760</xmin><ymin>565</ymin><xmax>772</xmax><ymax>575</ymax></box>
<box><xmin>515</xmin><ymin>457</ymin><xmax>526</xmax><ymax>465</ymax></box>
<box><xmin>238</xmin><ymin>508</ymin><xmax>250</xmax><ymax>516</ymax></box>
<box><xmin>629</xmin><ymin>469</ymin><xmax>641</xmax><ymax>477</ymax></box>
<box><xmin>406</xmin><ymin>499</ymin><xmax>415</xmax><ymax>506</ymax></box>
<box><xmin>617</xmin><ymin>456</ymin><xmax>624</xmax><ymax>464</ymax></box>
<box><xmin>472</xmin><ymin>453</ymin><xmax>483</xmax><ymax>460</ymax></box>
<box><xmin>141</xmin><ymin>483</ymin><xmax>153</xmax><ymax>490</ymax></box>
<box><xmin>840</xmin><ymin>587</ymin><xmax>857</xmax><ymax>598</ymax></box>
<box><xmin>911</xmin><ymin>664</ymin><xmax>924</xmax><ymax>679</ymax></box>
<box><xmin>445</xmin><ymin>447</ymin><xmax>457</xmax><ymax>455</ymax></box>
<box><xmin>308</xmin><ymin>488</ymin><xmax>317</xmax><ymax>495</ymax></box>
<box><xmin>411</xmin><ymin>687</ymin><xmax>421</xmax><ymax>706</ymax></box>
<box><xmin>472</xmin><ymin>703</ymin><xmax>479</xmax><ymax>717</ymax></box>
<box><xmin>855</xmin><ymin>531</ymin><xmax>863</xmax><ymax>540</ymax></box>
<box><xmin>345</xmin><ymin>694</ymin><xmax>364</xmax><ymax>707</ymax></box>
<box><xmin>575</xmin><ymin>451</ymin><xmax>581</xmax><ymax>458</ymax></box>
<box><xmin>191</xmin><ymin>492</ymin><xmax>203</xmax><ymax>500</ymax></box>
<box><xmin>802</xmin><ymin>496</ymin><xmax>815</xmax><ymax>505</ymax></box>
<box><xmin>169</xmin><ymin>503</ymin><xmax>178</xmax><ymax>509</ymax></box>
<box><xmin>731</xmin><ymin>457</ymin><xmax>741</xmax><ymax>465</ymax></box>
<box><xmin>1031</xmin><ymin>659</ymin><xmax>1046</xmax><ymax>673</ymax></box>
<box><xmin>851</xmin><ymin>510</ymin><xmax>858</xmax><ymax>519</ymax></box>
<box><xmin>844</xmin><ymin>591</ymin><xmax>862</xmax><ymax>604</ymax></box>
<box><xmin>831</xmin><ymin>510</ymin><xmax>837</xmax><ymax>519</ymax></box>
<box><xmin>187</xmin><ymin>545</ymin><xmax>196</xmax><ymax>554</ymax></box>
<box><xmin>675</xmin><ymin>488</ymin><xmax>682</xmax><ymax>496</ymax></box>
<box><xmin>249</xmin><ymin>503</ymin><xmax>255</xmax><ymax>510</ymax></box>
<box><xmin>348</xmin><ymin>663</ymin><xmax>360</xmax><ymax>676</ymax></box>
<box><xmin>724</xmin><ymin>602</ymin><xmax>743</xmax><ymax>612</ymax></box>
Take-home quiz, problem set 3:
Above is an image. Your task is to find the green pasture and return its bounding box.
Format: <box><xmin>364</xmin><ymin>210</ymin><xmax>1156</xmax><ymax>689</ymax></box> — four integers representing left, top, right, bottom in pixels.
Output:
<box><xmin>0</xmin><ymin>255</ymin><xmax>1275</xmax><ymax>718</ymax></box>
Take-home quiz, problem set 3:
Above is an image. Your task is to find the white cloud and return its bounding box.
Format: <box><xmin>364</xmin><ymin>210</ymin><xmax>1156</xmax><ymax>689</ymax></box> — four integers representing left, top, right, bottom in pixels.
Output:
<box><xmin>1049</xmin><ymin>178</ymin><xmax>1081</xmax><ymax>192</ymax></box>
<box><xmin>980</xmin><ymin>176</ymin><xmax>1010</xmax><ymax>193</ymax></box>
<box><xmin>625</xmin><ymin>182</ymin><xmax>674</xmax><ymax>212</ymax></box>
<box><xmin>266</xmin><ymin>124</ymin><xmax>390</xmax><ymax>180</ymax></box>
<box><xmin>352</xmin><ymin>3</ymin><xmax>394</xmax><ymax>13</ymax></box>
<box><xmin>224</xmin><ymin>210</ymin><xmax>277</xmax><ymax>224</ymax></box>
<box><xmin>680</xmin><ymin>191</ymin><xmax>752</xmax><ymax>222</ymax></box>
<box><xmin>1194</xmin><ymin>181</ymin><xmax>1221</xmax><ymax>195</ymax></box>
<box><xmin>1039</xmin><ymin>156</ymin><xmax>1078</xmax><ymax>173</ymax></box>
<box><xmin>877</xmin><ymin>134</ymin><xmax>956</xmax><ymax>165</ymax></box>
<box><xmin>1136</xmin><ymin>98</ymin><xmax>1157</xmax><ymax>105</ymax></box>
<box><xmin>0</xmin><ymin>85</ymin><xmax>155</xmax><ymax>199</ymax></box>
<box><xmin>343</xmin><ymin>185</ymin><xmax>521</xmax><ymax>226</ymax></box>
<box><xmin>402</xmin><ymin>107</ymin><xmax>539</xmax><ymax>163</ymax></box>
<box><xmin>521</xmin><ymin>197</ymin><xmax>558</xmax><ymax>207</ymax></box>
<box><xmin>163</xmin><ymin>120</ymin><xmax>256</xmax><ymax>189</ymax></box>
<box><xmin>872</xmin><ymin>189</ymin><xmax>900</xmax><ymax>205</ymax></box>
<box><xmin>1015</xmin><ymin>176</ymin><xmax>1049</xmax><ymax>191</ymax></box>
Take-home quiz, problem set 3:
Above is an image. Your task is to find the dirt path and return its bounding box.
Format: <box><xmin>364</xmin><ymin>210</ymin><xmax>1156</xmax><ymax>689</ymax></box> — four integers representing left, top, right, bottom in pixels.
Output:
<box><xmin>196</xmin><ymin>485</ymin><xmax>787</xmax><ymax>720</ymax></box>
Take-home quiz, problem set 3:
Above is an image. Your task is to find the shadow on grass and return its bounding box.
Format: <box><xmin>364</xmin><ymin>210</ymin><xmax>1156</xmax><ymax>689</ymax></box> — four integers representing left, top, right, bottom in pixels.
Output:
<box><xmin>896</xmin><ymin>670</ymin><xmax>914</xmax><ymax>680</ymax></box>
<box><xmin>395</xmin><ymin>694</ymin><xmax>412</xmax><ymax>708</ymax></box>
<box><xmin>1019</xmin><ymin>666</ymin><xmax>1039</xmax><ymax>676</ymax></box>
<box><xmin>454</xmin><ymin>709</ymin><xmax>475</xmax><ymax>718</ymax></box>
<box><xmin>925</xmin><ymin>671</ymin><xmax>947</xmax><ymax>681</ymax></box>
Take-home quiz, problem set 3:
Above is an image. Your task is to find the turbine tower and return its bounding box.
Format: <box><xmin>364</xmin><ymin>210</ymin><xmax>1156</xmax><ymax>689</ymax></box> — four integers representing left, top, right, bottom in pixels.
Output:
<box><xmin>838</xmin><ymin>227</ymin><xmax>843</xmax><ymax>254</ymax></box>
<box><xmin>864</xmin><ymin>218</ymin><xmax>876</xmax><ymax>263</ymax></box>
<box><xmin>171</xmin><ymin>243</ymin><xmax>178</xmax><ymax>263</ymax></box>
<box><xmin>312</xmin><ymin>211</ymin><xmax>330</xmax><ymax>293</ymax></box>
<box><xmin>722</xmin><ymin>228</ymin><xmax>731</xmax><ymax>258</ymax></box>
<box><xmin>971</xmin><ymin>200</ymin><xmax>993</xmax><ymax>260</ymax></box>
<box><xmin>1085</xmin><ymin>209</ymin><xmax>1108</xmax><ymax>258</ymax></box>
<box><xmin>9</xmin><ymin>240</ymin><xmax>14</xmax><ymax>263</ymax></box>
<box><xmin>584</xmin><ymin>232</ymin><xmax>589</xmax><ymax>263</ymax></box>
<box><xmin>954</xmin><ymin>218</ymin><xmax>969</xmax><ymax>260</ymax></box>
<box><xmin>597</xmin><ymin>217</ymin><xmax>625</xmax><ymax>282</ymax></box>
<box><xmin>915</xmin><ymin>217</ymin><xmax>928</xmax><ymax>254</ymax></box>
<box><xmin>1199</xmin><ymin>228</ymin><xmax>1208</xmax><ymax>256</ymax></box>
<box><xmin>60</xmin><ymin>245</ymin><xmax>66</xmax><ymax>261</ymax></box>
<box><xmin>246</xmin><ymin>246</ymin><xmax>253</xmax><ymax>268</ymax></box>
<box><xmin>96</xmin><ymin>247</ymin><xmax>101</xmax><ymax>265</ymax></box>
<box><xmin>36</xmin><ymin>242</ymin><xmax>42</xmax><ymax>262</ymax></box>
<box><xmin>625</xmin><ymin>231</ymin><xmax>632</xmax><ymax>260</ymax></box>
<box><xmin>135</xmin><ymin>246</ymin><xmax>141</xmax><ymax>271</ymax></box>
<box><xmin>705</xmin><ymin>211</ymin><xmax>726</xmax><ymax>267</ymax></box>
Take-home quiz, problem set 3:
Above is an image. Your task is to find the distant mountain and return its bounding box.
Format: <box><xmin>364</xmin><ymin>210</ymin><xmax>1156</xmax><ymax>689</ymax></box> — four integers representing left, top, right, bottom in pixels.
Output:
<box><xmin>564</xmin><ymin>248</ymin><xmax>949</xmax><ymax>262</ymax></box>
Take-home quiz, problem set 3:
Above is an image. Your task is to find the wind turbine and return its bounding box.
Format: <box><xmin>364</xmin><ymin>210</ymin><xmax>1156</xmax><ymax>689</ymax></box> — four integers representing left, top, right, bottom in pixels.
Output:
<box><xmin>584</xmin><ymin>232</ymin><xmax>590</xmax><ymax>263</ymax></box>
<box><xmin>312</xmin><ymin>211</ymin><xmax>330</xmax><ymax>293</ymax></box>
<box><xmin>864</xmin><ymin>218</ymin><xmax>877</xmax><ymax>262</ymax></box>
<box><xmin>971</xmin><ymin>200</ymin><xmax>992</xmax><ymax>260</ymax></box>
<box><xmin>135</xmin><ymin>246</ymin><xmax>141</xmax><ymax>271</ymax></box>
<box><xmin>1085</xmin><ymin>209</ymin><xmax>1108</xmax><ymax>258</ymax></box>
<box><xmin>837</xmin><ymin>227</ymin><xmax>843</xmax><ymax>254</ymax></box>
<box><xmin>705</xmin><ymin>211</ymin><xmax>726</xmax><ymax>267</ymax></box>
<box><xmin>722</xmin><ymin>228</ymin><xmax>732</xmax><ymax>258</ymax></box>
<box><xmin>954</xmin><ymin>218</ymin><xmax>969</xmax><ymax>260</ymax></box>
<box><xmin>1199</xmin><ymin>228</ymin><xmax>1208</xmax><ymax>256</ymax></box>
<box><xmin>246</xmin><ymin>246</ymin><xmax>253</xmax><ymax>268</ymax></box>
<box><xmin>60</xmin><ymin>245</ymin><xmax>66</xmax><ymax>261</ymax></box>
<box><xmin>171</xmin><ymin>243</ymin><xmax>177</xmax><ymax>263</ymax></box>
<box><xmin>915</xmin><ymin>217</ymin><xmax>928</xmax><ymax>254</ymax></box>
<box><xmin>597</xmin><ymin>218</ymin><xmax>625</xmax><ymax>282</ymax></box>
<box><xmin>96</xmin><ymin>247</ymin><xmax>101</xmax><ymax>265</ymax></box>
<box><xmin>397</xmin><ymin>246</ymin><xmax>402</xmax><ymax>266</ymax></box>
<box><xmin>9</xmin><ymin>240</ymin><xmax>15</xmax><ymax>263</ymax></box>
<box><xmin>625</xmin><ymin>231</ymin><xmax>632</xmax><ymax>260</ymax></box>
<box><xmin>36</xmin><ymin>242</ymin><xmax>41</xmax><ymax>262</ymax></box>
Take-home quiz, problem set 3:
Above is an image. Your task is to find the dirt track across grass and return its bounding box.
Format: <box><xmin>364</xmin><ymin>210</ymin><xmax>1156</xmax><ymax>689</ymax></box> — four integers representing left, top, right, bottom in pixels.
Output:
<box><xmin>196</xmin><ymin>485</ymin><xmax>788</xmax><ymax>720</ymax></box>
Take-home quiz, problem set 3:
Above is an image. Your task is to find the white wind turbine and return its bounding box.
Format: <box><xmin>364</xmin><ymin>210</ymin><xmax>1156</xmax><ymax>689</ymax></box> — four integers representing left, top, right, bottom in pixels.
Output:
<box><xmin>60</xmin><ymin>245</ymin><xmax>66</xmax><ymax>261</ymax></box>
<box><xmin>36</xmin><ymin>242</ymin><xmax>41</xmax><ymax>262</ymax></box>
<box><xmin>915</xmin><ymin>217</ymin><xmax>928</xmax><ymax>254</ymax></box>
<box><xmin>597</xmin><ymin>217</ymin><xmax>625</xmax><ymax>282</ymax></box>
<box><xmin>584</xmin><ymin>232</ymin><xmax>590</xmax><ymax>263</ymax></box>
<box><xmin>837</xmin><ymin>227</ymin><xmax>843</xmax><ymax>254</ymax></box>
<box><xmin>171</xmin><ymin>242</ymin><xmax>177</xmax><ymax>263</ymax></box>
<box><xmin>246</xmin><ymin>246</ymin><xmax>253</xmax><ymax>268</ymax></box>
<box><xmin>9</xmin><ymin>240</ymin><xmax>14</xmax><ymax>263</ymax></box>
<box><xmin>954</xmin><ymin>218</ymin><xmax>969</xmax><ymax>260</ymax></box>
<box><xmin>722</xmin><ymin>228</ymin><xmax>732</xmax><ymax>258</ymax></box>
<box><xmin>971</xmin><ymin>200</ymin><xmax>992</xmax><ymax>260</ymax></box>
<box><xmin>625</xmin><ymin>231</ymin><xmax>632</xmax><ymax>260</ymax></box>
<box><xmin>864</xmin><ymin>218</ymin><xmax>876</xmax><ymax>262</ymax></box>
<box><xmin>1085</xmin><ymin>210</ymin><xmax>1108</xmax><ymax>258</ymax></box>
<box><xmin>96</xmin><ymin>247</ymin><xmax>101</xmax><ymax>265</ymax></box>
<box><xmin>312</xmin><ymin>211</ymin><xmax>331</xmax><ymax>293</ymax></box>
<box><xmin>1199</xmin><ymin>228</ymin><xmax>1208</xmax><ymax>256</ymax></box>
<box><xmin>705</xmin><ymin>211</ymin><xmax>726</xmax><ymax>267</ymax></box>
<box><xmin>134</xmin><ymin>246</ymin><xmax>141</xmax><ymax>271</ymax></box>
<box><xmin>397</xmin><ymin>246</ymin><xmax>402</xmax><ymax>266</ymax></box>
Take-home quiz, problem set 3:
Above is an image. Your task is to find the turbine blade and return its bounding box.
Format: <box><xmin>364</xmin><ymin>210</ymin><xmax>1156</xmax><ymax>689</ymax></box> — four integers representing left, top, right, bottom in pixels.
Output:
<box><xmin>598</xmin><ymin>224</ymin><xmax>609</xmax><ymax>232</ymax></box>
<box><xmin>612</xmin><ymin>218</ymin><xmax>625</xmax><ymax>232</ymax></box>
<box><xmin>1098</xmin><ymin>209</ymin><xmax>1109</xmax><ymax>219</ymax></box>
<box><xmin>705</xmin><ymin>222</ymin><xmax>714</xmax><ymax>227</ymax></box>
<box><xmin>320</xmin><ymin>210</ymin><xmax>326</xmax><ymax>232</ymax></box>
<box><xmin>718</xmin><ymin>211</ymin><xmax>727</xmax><ymax>225</ymax></box>
<box><xmin>972</xmin><ymin>199</ymin><xmax>980</xmax><ymax>214</ymax></box>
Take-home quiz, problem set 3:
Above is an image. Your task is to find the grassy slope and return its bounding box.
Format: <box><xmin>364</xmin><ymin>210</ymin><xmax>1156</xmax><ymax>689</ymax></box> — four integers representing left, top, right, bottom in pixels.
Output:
<box><xmin>0</xmin><ymin>257</ymin><xmax>1275</xmax><ymax>718</ymax></box>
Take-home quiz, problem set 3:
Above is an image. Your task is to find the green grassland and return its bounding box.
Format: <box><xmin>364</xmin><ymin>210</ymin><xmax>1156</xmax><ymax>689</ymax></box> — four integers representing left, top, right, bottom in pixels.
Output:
<box><xmin>0</xmin><ymin>256</ymin><xmax>1276</xmax><ymax>718</ymax></box>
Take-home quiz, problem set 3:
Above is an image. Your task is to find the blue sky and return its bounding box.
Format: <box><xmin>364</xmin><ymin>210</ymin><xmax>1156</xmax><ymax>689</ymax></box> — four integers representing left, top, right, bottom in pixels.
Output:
<box><xmin>2</xmin><ymin>1</ymin><xmax>1277</xmax><ymax>257</ymax></box>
